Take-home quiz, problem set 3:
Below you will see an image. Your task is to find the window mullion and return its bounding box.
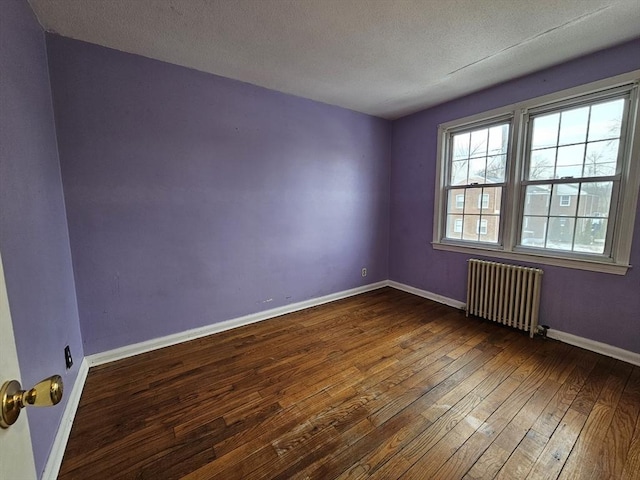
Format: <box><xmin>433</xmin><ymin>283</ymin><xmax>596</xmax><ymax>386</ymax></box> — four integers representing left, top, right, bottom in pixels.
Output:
<box><xmin>603</xmin><ymin>179</ymin><xmax>622</xmax><ymax>258</ymax></box>
<box><xmin>505</xmin><ymin>110</ymin><xmax>525</xmax><ymax>252</ymax></box>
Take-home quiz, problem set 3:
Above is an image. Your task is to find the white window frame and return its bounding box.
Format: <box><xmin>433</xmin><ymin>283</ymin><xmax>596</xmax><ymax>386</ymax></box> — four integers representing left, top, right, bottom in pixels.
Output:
<box><xmin>559</xmin><ymin>195</ymin><xmax>571</xmax><ymax>207</ymax></box>
<box><xmin>433</xmin><ymin>71</ymin><xmax>640</xmax><ymax>275</ymax></box>
<box><xmin>478</xmin><ymin>193</ymin><xmax>490</xmax><ymax>209</ymax></box>
<box><xmin>454</xmin><ymin>218</ymin><xmax>463</xmax><ymax>233</ymax></box>
<box><xmin>455</xmin><ymin>194</ymin><xmax>465</xmax><ymax>210</ymax></box>
<box><xmin>477</xmin><ymin>219</ymin><xmax>488</xmax><ymax>235</ymax></box>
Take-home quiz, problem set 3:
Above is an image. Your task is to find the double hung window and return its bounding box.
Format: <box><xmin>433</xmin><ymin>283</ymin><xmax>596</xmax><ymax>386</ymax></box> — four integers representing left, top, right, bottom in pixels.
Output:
<box><xmin>434</xmin><ymin>73</ymin><xmax>640</xmax><ymax>274</ymax></box>
<box><xmin>444</xmin><ymin>120</ymin><xmax>509</xmax><ymax>245</ymax></box>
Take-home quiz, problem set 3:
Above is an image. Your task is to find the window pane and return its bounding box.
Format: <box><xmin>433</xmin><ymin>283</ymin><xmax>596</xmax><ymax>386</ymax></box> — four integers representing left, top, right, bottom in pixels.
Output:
<box><xmin>477</xmin><ymin>219</ymin><xmax>488</xmax><ymax>235</ymax></box>
<box><xmin>556</xmin><ymin>144</ymin><xmax>585</xmax><ymax>178</ymax></box>
<box><xmin>448</xmin><ymin>189</ymin><xmax>466</xmax><ymax>212</ymax></box>
<box><xmin>577</xmin><ymin>182</ymin><xmax>612</xmax><ymax>218</ymax></box>
<box><xmin>451</xmin><ymin>160</ymin><xmax>469</xmax><ymax>185</ymax></box>
<box><xmin>521</xmin><ymin>216</ymin><xmax>547</xmax><ymax>247</ymax></box>
<box><xmin>488</xmin><ymin>124</ymin><xmax>509</xmax><ymax>155</ymax></box>
<box><xmin>481</xmin><ymin>215</ymin><xmax>499</xmax><ymax>243</ymax></box>
<box><xmin>529</xmin><ymin>148</ymin><xmax>555</xmax><ymax>180</ymax></box>
<box><xmin>556</xmin><ymin>165</ymin><xmax>583</xmax><ymax>179</ymax></box>
<box><xmin>558</xmin><ymin>106</ymin><xmax>589</xmax><ymax>145</ymax></box>
<box><xmin>446</xmin><ymin>215</ymin><xmax>463</xmax><ymax>239</ymax></box>
<box><xmin>481</xmin><ymin>186</ymin><xmax>502</xmax><ymax>214</ymax></box>
<box><xmin>531</xmin><ymin>113</ymin><xmax>559</xmax><ymax>149</ymax></box>
<box><xmin>550</xmin><ymin>183</ymin><xmax>578</xmax><ymax>216</ymax></box>
<box><xmin>546</xmin><ymin>217</ymin><xmax>575</xmax><ymax>250</ymax></box>
<box><xmin>453</xmin><ymin>132</ymin><xmax>470</xmax><ymax>160</ymax></box>
<box><xmin>478</xmin><ymin>193</ymin><xmax>489</xmax><ymax>210</ymax></box>
<box><xmin>464</xmin><ymin>188</ymin><xmax>483</xmax><ymax>214</ymax></box>
<box><xmin>469</xmin><ymin>129</ymin><xmax>488</xmax><ymax>158</ymax></box>
<box><xmin>485</xmin><ymin>154</ymin><xmax>506</xmax><ymax>183</ymax></box>
<box><xmin>584</xmin><ymin>139</ymin><xmax>619</xmax><ymax>176</ymax></box>
<box><xmin>574</xmin><ymin>218</ymin><xmax>608</xmax><ymax>254</ymax></box>
<box><xmin>469</xmin><ymin>157</ymin><xmax>486</xmax><ymax>183</ymax></box>
<box><xmin>588</xmin><ymin>98</ymin><xmax>624</xmax><ymax>142</ymax></box>
<box><xmin>463</xmin><ymin>215</ymin><xmax>480</xmax><ymax>241</ymax></box>
<box><xmin>523</xmin><ymin>184</ymin><xmax>550</xmax><ymax>216</ymax></box>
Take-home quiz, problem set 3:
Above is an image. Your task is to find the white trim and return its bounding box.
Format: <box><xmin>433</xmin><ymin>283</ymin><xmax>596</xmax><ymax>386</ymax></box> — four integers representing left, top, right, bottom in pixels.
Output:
<box><xmin>547</xmin><ymin>329</ymin><xmax>640</xmax><ymax>367</ymax></box>
<box><xmin>87</xmin><ymin>281</ymin><xmax>388</xmax><ymax>366</ymax></box>
<box><xmin>615</xmin><ymin>81</ymin><xmax>640</xmax><ymax>268</ymax></box>
<box><xmin>43</xmin><ymin>281</ymin><xmax>640</xmax><ymax>480</ymax></box>
<box><xmin>438</xmin><ymin>71</ymin><xmax>640</xmax><ymax>132</ymax></box>
<box><xmin>386</xmin><ymin>282</ymin><xmax>639</xmax><ymax>366</ymax></box>
<box><xmin>387</xmin><ymin>280</ymin><xmax>466</xmax><ymax>310</ymax></box>
<box><xmin>432</xmin><ymin>242</ymin><xmax>630</xmax><ymax>275</ymax></box>
<box><xmin>42</xmin><ymin>358</ymin><xmax>89</xmax><ymax>480</ymax></box>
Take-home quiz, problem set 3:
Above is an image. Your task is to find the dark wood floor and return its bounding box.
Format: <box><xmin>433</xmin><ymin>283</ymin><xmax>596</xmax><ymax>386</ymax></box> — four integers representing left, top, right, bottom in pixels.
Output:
<box><xmin>59</xmin><ymin>287</ymin><xmax>640</xmax><ymax>479</ymax></box>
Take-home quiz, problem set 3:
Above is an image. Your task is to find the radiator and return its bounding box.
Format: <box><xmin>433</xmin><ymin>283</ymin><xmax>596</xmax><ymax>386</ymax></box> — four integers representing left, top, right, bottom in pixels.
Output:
<box><xmin>466</xmin><ymin>259</ymin><xmax>543</xmax><ymax>338</ymax></box>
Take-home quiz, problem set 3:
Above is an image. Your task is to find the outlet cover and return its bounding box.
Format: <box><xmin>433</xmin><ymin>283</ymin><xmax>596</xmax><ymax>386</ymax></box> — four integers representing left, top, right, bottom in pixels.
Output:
<box><xmin>64</xmin><ymin>345</ymin><xmax>73</xmax><ymax>369</ymax></box>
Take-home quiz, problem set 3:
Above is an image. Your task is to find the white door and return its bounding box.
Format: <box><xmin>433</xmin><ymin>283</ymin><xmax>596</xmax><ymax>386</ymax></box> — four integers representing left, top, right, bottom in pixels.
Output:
<box><xmin>0</xmin><ymin>250</ymin><xmax>37</xmax><ymax>480</ymax></box>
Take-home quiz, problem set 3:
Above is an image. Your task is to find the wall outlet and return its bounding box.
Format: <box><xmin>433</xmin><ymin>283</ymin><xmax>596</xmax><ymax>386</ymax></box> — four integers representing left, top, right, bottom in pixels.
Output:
<box><xmin>361</xmin><ymin>267</ymin><xmax>367</xmax><ymax>277</ymax></box>
<box><xmin>64</xmin><ymin>345</ymin><xmax>73</xmax><ymax>369</ymax></box>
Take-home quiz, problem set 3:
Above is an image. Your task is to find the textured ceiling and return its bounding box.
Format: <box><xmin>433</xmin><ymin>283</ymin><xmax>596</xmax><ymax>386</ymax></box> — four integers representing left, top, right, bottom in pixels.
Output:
<box><xmin>29</xmin><ymin>0</ymin><xmax>640</xmax><ymax>119</ymax></box>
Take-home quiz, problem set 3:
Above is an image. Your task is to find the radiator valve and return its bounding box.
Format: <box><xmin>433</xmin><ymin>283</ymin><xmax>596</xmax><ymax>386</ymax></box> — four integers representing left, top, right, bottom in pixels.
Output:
<box><xmin>536</xmin><ymin>324</ymin><xmax>549</xmax><ymax>338</ymax></box>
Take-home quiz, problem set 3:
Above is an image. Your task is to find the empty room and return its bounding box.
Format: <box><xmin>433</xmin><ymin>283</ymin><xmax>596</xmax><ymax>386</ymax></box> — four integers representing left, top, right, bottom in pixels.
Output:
<box><xmin>2</xmin><ymin>0</ymin><xmax>640</xmax><ymax>478</ymax></box>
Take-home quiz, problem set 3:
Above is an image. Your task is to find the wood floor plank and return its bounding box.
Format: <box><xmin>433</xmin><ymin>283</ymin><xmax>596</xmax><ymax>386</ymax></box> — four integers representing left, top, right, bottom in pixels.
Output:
<box><xmin>557</xmin><ymin>360</ymin><xmax>632</xmax><ymax>480</ymax></box>
<box><xmin>313</xmin><ymin>333</ymin><xmax>533</xmax><ymax>479</ymax></box>
<box><xmin>594</xmin><ymin>365</ymin><xmax>640</xmax><ymax>479</ymax></box>
<box><xmin>56</xmin><ymin>287</ymin><xmax>640</xmax><ymax>480</ymax></box>
<box><xmin>465</xmin><ymin>344</ymin><xmax>580</xmax><ymax>477</ymax></box>
<box><xmin>525</xmin><ymin>355</ymin><xmax>618</xmax><ymax>480</ymax></box>
<box><xmin>491</xmin><ymin>348</ymin><xmax>597</xmax><ymax>480</ymax></box>
<box><xmin>622</xmin><ymin>392</ymin><xmax>640</xmax><ymax>480</ymax></box>
<box><xmin>394</xmin><ymin>339</ymin><xmax>570</xmax><ymax>479</ymax></box>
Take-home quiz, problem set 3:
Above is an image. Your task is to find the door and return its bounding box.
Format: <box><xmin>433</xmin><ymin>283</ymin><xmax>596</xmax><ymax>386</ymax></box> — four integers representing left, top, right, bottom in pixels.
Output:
<box><xmin>0</xmin><ymin>250</ymin><xmax>37</xmax><ymax>480</ymax></box>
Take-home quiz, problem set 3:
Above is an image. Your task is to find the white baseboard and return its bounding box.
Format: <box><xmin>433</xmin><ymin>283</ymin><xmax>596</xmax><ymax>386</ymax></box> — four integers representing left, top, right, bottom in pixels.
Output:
<box><xmin>547</xmin><ymin>329</ymin><xmax>640</xmax><ymax>367</ymax></box>
<box><xmin>42</xmin><ymin>357</ymin><xmax>89</xmax><ymax>480</ymax></box>
<box><xmin>386</xmin><ymin>281</ymin><xmax>640</xmax><ymax>366</ymax></box>
<box><xmin>387</xmin><ymin>280</ymin><xmax>466</xmax><ymax>310</ymax></box>
<box><xmin>87</xmin><ymin>281</ymin><xmax>388</xmax><ymax>367</ymax></box>
<box><xmin>44</xmin><ymin>280</ymin><xmax>640</xmax><ymax>480</ymax></box>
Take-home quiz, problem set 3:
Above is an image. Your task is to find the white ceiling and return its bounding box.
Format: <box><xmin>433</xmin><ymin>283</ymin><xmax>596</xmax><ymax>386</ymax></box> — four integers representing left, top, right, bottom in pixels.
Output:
<box><xmin>29</xmin><ymin>0</ymin><xmax>640</xmax><ymax>119</ymax></box>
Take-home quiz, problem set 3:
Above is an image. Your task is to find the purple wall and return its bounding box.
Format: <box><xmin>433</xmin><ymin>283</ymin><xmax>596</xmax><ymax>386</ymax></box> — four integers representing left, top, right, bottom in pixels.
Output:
<box><xmin>46</xmin><ymin>35</ymin><xmax>391</xmax><ymax>355</ymax></box>
<box><xmin>4</xmin><ymin>3</ymin><xmax>636</xmax><ymax>474</ymax></box>
<box><xmin>390</xmin><ymin>39</ymin><xmax>640</xmax><ymax>354</ymax></box>
<box><xmin>0</xmin><ymin>1</ymin><xmax>84</xmax><ymax>476</ymax></box>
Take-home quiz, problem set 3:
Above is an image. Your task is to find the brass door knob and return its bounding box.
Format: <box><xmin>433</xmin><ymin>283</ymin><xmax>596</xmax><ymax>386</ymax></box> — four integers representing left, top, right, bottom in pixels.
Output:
<box><xmin>0</xmin><ymin>375</ymin><xmax>63</xmax><ymax>428</ymax></box>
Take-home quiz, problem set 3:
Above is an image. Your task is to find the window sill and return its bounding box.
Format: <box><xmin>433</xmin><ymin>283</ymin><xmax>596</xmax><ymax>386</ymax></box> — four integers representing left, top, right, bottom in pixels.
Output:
<box><xmin>431</xmin><ymin>241</ymin><xmax>631</xmax><ymax>275</ymax></box>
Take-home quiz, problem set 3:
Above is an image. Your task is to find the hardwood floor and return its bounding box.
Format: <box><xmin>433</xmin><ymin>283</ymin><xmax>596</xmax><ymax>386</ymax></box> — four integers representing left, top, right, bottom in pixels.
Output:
<box><xmin>58</xmin><ymin>288</ymin><xmax>640</xmax><ymax>479</ymax></box>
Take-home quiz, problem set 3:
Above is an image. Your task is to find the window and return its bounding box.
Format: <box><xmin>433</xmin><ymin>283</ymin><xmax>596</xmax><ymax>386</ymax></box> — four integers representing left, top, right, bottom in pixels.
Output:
<box><xmin>444</xmin><ymin>121</ymin><xmax>508</xmax><ymax>244</ymax></box>
<box><xmin>433</xmin><ymin>72</ymin><xmax>640</xmax><ymax>275</ymax></box>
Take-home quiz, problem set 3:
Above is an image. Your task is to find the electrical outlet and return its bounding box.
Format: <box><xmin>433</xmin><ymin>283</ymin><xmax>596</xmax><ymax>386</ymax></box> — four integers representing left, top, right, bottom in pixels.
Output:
<box><xmin>361</xmin><ymin>267</ymin><xmax>367</xmax><ymax>277</ymax></box>
<box><xmin>64</xmin><ymin>345</ymin><xmax>73</xmax><ymax>369</ymax></box>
